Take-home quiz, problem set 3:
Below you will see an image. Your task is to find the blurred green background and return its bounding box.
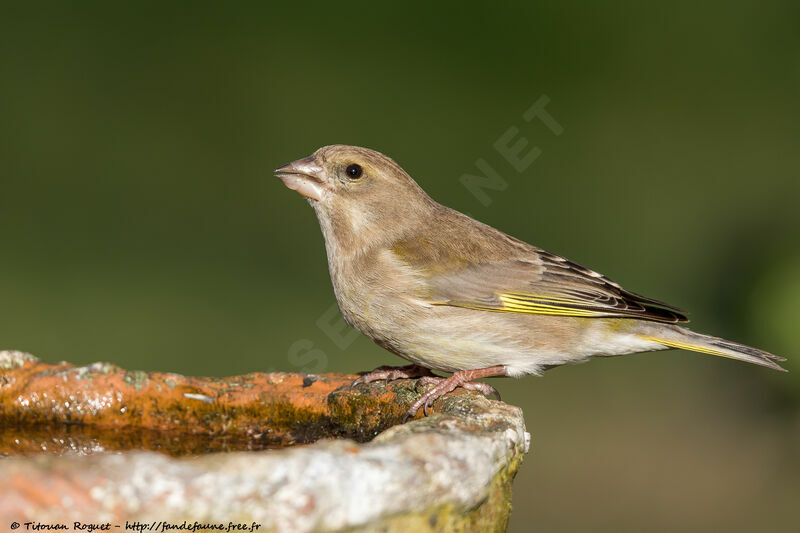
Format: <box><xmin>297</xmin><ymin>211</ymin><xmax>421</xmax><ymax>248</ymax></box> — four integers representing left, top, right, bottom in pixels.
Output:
<box><xmin>1</xmin><ymin>1</ymin><xmax>798</xmax><ymax>531</ymax></box>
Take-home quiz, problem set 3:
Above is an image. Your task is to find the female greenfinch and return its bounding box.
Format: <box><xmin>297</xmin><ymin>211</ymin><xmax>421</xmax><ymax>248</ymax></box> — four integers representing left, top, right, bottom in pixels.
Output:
<box><xmin>275</xmin><ymin>145</ymin><xmax>786</xmax><ymax>420</ymax></box>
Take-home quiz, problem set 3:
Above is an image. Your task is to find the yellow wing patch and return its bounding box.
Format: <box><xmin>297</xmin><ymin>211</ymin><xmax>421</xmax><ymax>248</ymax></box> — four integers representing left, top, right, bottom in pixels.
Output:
<box><xmin>435</xmin><ymin>289</ymin><xmax>686</xmax><ymax>322</ymax></box>
<box><xmin>498</xmin><ymin>293</ymin><xmax>604</xmax><ymax>317</ymax></box>
<box><xmin>435</xmin><ymin>292</ymin><xmax>613</xmax><ymax>318</ymax></box>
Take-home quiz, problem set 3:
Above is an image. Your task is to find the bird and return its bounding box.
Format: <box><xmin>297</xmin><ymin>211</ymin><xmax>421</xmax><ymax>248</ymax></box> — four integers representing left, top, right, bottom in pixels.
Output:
<box><xmin>274</xmin><ymin>145</ymin><xmax>787</xmax><ymax>420</ymax></box>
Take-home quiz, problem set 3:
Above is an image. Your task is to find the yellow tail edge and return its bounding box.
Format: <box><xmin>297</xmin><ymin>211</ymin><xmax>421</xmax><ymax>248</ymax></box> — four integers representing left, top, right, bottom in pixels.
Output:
<box><xmin>638</xmin><ymin>335</ymin><xmax>733</xmax><ymax>358</ymax></box>
<box><xmin>638</xmin><ymin>334</ymin><xmax>787</xmax><ymax>372</ymax></box>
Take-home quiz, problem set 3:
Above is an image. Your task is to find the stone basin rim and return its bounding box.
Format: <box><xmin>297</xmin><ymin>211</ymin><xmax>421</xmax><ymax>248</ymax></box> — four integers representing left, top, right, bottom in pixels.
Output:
<box><xmin>0</xmin><ymin>350</ymin><xmax>530</xmax><ymax>532</ymax></box>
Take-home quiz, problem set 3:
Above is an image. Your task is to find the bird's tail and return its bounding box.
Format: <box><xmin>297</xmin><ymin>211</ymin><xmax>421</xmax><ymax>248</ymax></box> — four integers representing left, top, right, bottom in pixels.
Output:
<box><xmin>637</xmin><ymin>324</ymin><xmax>787</xmax><ymax>372</ymax></box>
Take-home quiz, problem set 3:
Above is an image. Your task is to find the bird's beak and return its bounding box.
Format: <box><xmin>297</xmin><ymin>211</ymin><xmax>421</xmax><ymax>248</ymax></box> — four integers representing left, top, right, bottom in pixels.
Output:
<box><xmin>274</xmin><ymin>156</ymin><xmax>326</xmax><ymax>201</ymax></box>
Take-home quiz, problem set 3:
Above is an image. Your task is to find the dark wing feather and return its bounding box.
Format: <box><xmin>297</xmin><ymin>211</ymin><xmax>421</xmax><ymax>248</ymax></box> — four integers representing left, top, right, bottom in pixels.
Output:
<box><xmin>425</xmin><ymin>249</ymin><xmax>688</xmax><ymax>323</ymax></box>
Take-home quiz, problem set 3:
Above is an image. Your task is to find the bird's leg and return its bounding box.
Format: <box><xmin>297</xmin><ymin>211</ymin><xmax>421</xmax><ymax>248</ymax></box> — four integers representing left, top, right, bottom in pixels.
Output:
<box><xmin>403</xmin><ymin>365</ymin><xmax>507</xmax><ymax>421</ymax></box>
<box><xmin>351</xmin><ymin>363</ymin><xmax>437</xmax><ymax>388</ymax></box>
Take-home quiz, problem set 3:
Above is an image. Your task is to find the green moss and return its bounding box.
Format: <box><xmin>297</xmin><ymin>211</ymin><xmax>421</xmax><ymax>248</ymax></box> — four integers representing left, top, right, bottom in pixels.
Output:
<box><xmin>90</xmin><ymin>362</ymin><xmax>117</xmax><ymax>375</ymax></box>
<box><xmin>122</xmin><ymin>370</ymin><xmax>149</xmax><ymax>391</ymax></box>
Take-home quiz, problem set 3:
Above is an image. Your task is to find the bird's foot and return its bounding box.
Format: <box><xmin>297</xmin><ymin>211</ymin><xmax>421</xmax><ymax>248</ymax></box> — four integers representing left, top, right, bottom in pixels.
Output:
<box><xmin>403</xmin><ymin>365</ymin><xmax>507</xmax><ymax>422</ymax></box>
<box><xmin>351</xmin><ymin>364</ymin><xmax>436</xmax><ymax>388</ymax></box>
<box><xmin>416</xmin><ymin>376</ymin><xmax>502</xmax><ymax>401</ymax></box>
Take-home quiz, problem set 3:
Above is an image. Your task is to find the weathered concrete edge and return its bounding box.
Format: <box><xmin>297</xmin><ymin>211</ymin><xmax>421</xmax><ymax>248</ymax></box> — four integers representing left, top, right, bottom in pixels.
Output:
<box><xmin>356</xmin><ymin>451</ymin><xmax>524</xmax><ymax>533</ymax></box>
<box><xmin>0</xmin><ymin>351</ymin><xmax>530</xmax><ymax>532</ymax></box>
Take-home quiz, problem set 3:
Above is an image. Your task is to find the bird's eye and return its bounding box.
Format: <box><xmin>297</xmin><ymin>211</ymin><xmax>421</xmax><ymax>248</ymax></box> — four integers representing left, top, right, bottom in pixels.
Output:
<box><xmin>345</xmin><ymin>163</ymin><xmax>363</xmax><ymax>180</ymax></box>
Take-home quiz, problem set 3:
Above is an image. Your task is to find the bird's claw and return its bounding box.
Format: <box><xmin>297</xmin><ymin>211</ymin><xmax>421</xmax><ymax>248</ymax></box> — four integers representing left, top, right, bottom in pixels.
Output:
<box><xmin>461</xmin><ymin>381</ymin><xmax>501</xmax><ymax>401</ymax></box>
<box><xmin>350</xmin><ymin>364</ymin><xmax>436</xmax><ymax>389</ymax></box>
<box><xmin>402</xmin><ymin>369</ymin><xmax>503</xmax><ymax>422</ymax></box>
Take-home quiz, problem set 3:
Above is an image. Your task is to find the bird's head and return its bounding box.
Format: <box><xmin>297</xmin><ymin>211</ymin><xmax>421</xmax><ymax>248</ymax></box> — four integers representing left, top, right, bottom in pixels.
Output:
<box><xmin>275</xmin><ymin>145</ymin><xmax>435</xmax><ymax>252</ymax></box>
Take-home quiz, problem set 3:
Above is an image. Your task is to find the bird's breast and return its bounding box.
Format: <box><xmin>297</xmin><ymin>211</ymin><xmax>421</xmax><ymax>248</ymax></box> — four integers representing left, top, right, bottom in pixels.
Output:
<box><xmin>326</xmin><ymin>248</ymin><xmax>433</xmax><ymax>345</ymax></box>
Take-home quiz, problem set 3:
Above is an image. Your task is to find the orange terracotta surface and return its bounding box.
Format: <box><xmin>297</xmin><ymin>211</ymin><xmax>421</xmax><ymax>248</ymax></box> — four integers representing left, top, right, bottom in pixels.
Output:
<box><xmin>0</xmin><ymin>355</ymin><xmax>428</xmax><ymax>455</ymax></box>
<box><xmin>0</xmin><ymin>352</ymin><xmax>529</xmax><ymax>530</ymax></box>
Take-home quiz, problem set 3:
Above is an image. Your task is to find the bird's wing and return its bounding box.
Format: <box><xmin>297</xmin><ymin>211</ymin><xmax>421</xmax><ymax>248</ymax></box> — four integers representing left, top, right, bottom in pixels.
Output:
<box><xmin>423</xmin><ymin>249</ymin><xmax>688</xmax><ymax>323</ymax></box>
